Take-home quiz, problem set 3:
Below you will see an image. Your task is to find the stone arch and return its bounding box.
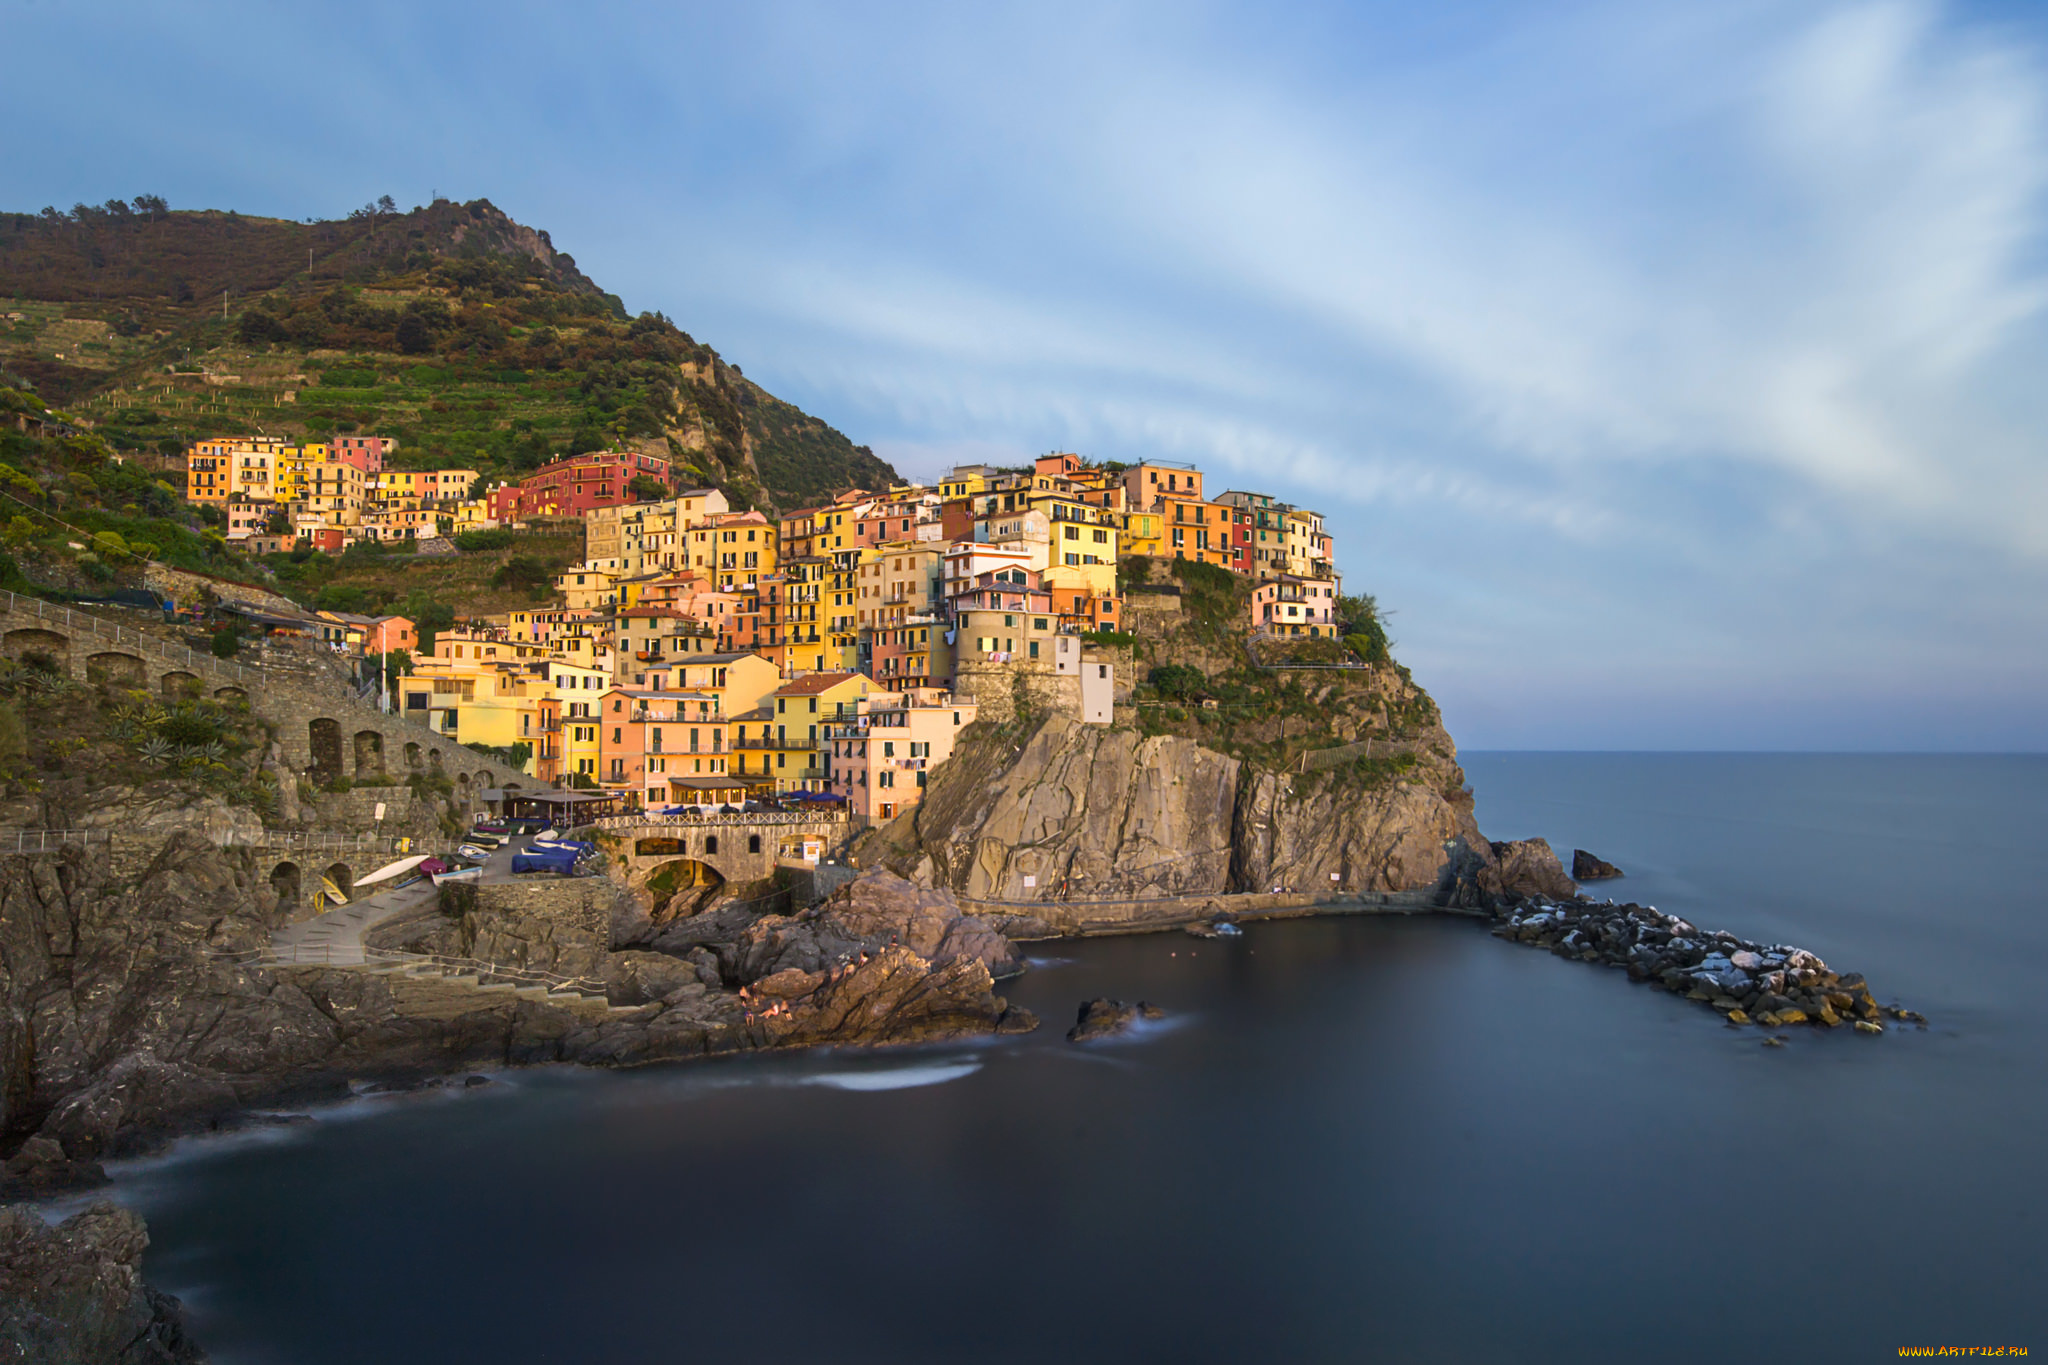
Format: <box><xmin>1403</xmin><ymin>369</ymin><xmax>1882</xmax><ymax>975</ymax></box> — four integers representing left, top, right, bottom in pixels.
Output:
<box><xmin>478</xmin><ymin>770</ymin><xmax>494</xmax><ymax>787</ymax></box>
<box><xmin>308</xmin><ymin>719</ymin><xmax>343</xmax><ymax>778</ymax></box>
<box><xmin>213</xmin><ymin>686</ymin><xmax>247</xmax><ymax>704</ymax></box>
<box><xmin>428</xmin><ymin>748</ymin><xmax>444</xmax><ymax>773</ymax></box>
<box><xmin>635</xmin><ymin>836</ymin><xmax>689</xmax><ymax>858</ymax></box>
<box><xmin>270</xmin><ymin>861</ymin><xmax>301</xmax><ymax>917</ymax></box>
<box><xmin>161</xmin><ymin>670</ymin><xmax>201</xmax><ymax>700</ymax></box>
<box><xmin>704</xmin><ymin>834</ymin><xmax>719</xmax><ymax>856</ymax></box>
<box><xmin>86</xmin><ymin>651</ymin><xmax>145</xmax><ymax>686</ymax></box>
<box><xmin>641</xmin><ymin>858</ymin><xmax>725</xmax><ymax>922</ymax></box>
<box><xmin>455</xmin><ymin>772</ymin><xmax>470</xmax><ymax>788</ymax></box>
<box><xmin>748</xmin><ymin>834</ymin><xmax>761</xmax><ymax>854</ymax></box>
<box><xmin>2</xmin><ymin>628</ymin><xmax>69</xmax><ymax>671</ymax></box>
<box><xmin>321</xmin><ymin>862</ymin><xmax>353</xmax><ymax>902</ymax></box>
<box><xmin>352</xmin><ymin>730</ymin><xmax>385</xmax><ymax>777</ymax></box>
<box><xmin>404</xmin><ymin>741</ymin><xmax>422</xmax><ymax>770</ymax></box>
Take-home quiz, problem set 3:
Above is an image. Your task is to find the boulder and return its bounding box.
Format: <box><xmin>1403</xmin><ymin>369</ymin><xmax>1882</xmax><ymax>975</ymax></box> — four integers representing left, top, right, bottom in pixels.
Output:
<box><xmin>0</xmin><ymin>1201</ymin><xmax>204</xmax><ymax>1364</ymax></box>
<box><xmin>1067</xmin><ymin>997</ymin><xmax>1158</xmax><ymax>1042</ymax></box>
<box><xmin>1478</xmin><ymin>839</ymin><xmax>1579</xmax><ymax>902</ymax></box>
<box><xmin>1571</xmin><ymin>849</ymin><xmax>1624</xmax><ymax>880</ymax></box>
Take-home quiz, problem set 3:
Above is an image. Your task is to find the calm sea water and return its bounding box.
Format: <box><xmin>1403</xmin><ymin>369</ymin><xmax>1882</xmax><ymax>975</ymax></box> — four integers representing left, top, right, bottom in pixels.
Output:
<box><xmin>96</xmin><ymin>754</ymin><xmax>2048</xmax><ymax>1362</ymax></box>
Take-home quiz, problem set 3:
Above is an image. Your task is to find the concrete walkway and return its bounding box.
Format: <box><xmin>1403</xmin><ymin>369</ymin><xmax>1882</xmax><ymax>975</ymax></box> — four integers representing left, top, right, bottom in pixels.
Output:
<box><xmin>269</xmin><ymin>879</ymin><xmax>440</xmax><ymax>966</ymax></box>
<box><xmin>268</xmin><ymin>836</ymin><xmax>544</xmax><ymax>965</ymax></box>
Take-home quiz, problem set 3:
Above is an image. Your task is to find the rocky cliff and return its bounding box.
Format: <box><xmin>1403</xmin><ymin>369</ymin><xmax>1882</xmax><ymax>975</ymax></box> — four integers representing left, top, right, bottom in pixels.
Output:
<box><xmin>892</xmin><ymin>710</ymin><xmax>1554</xmax><ymax>908</ymax></box>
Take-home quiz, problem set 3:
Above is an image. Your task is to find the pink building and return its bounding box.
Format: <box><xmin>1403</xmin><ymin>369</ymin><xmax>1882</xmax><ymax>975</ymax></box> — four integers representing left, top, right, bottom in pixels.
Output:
<box><xmin>330</xmin><ymin>436</ymin><xmax>392</xmax><ymax>473</ymax></box>
<box><xmin>823</xmin><ymin>689</ymin><xmax>977</xmax><ymax>824</ymax></box>
<box><xmin>1250</xmin><ymin>575</ymin><xmax>1339</xmax><ymax>637</ymax></box>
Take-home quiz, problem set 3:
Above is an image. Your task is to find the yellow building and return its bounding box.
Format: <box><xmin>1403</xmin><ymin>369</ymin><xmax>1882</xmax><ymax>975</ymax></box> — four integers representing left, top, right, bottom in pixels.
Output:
<box><xmin>397</xmin><ymin>658</ymin><xmax>554</xmax><ymax>775</ymax></box>
<box><xmin>765</xmin><ymin>672</ymin><xmax>873</xmax><ymax>790</ymax></box>
<box><xmin>550</xmin><ymin>659</ymin><xmax>611</xmax><ymax>787</ymax></box>
<box><xmin>937</xmin><ymin>466</ymin><xmax>995</xmax><ymax>500</ymax></box>
<box><xmin>553</xmin><ymin>567</ymin><xmax>619</xmax><ymax>612</ymax></box>
<box><xmin>684</xmin><ymin>512</ymin><xmax>777</xmax><ymax>590</ymax></box>
<box><xmin>1117</xmin><ymin>510</ymin><xmax>1166</xmax><ymax>559</ymax></box>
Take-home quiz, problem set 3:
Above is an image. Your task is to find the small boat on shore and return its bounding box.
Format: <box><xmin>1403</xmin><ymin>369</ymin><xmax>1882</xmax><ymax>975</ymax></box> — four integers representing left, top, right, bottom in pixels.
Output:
<box><xmin>432</xmin><ymin>865</ymin><xmax>483</xmax><ymax>886</ymax></box>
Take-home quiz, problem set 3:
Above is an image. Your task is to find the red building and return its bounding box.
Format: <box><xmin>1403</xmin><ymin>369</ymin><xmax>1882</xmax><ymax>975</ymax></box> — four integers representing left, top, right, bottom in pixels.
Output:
<box><xmin>488</xmin><ymin>450</ymin><xmax>672</xmax><ymax>520</ymax></box>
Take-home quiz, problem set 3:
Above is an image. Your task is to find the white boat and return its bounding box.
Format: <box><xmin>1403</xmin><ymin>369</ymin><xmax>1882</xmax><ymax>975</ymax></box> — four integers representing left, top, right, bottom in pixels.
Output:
<box><xmin>431</xmin><ymin>866</ymin><xmax>483</xmax><ymax>886</ymax></box>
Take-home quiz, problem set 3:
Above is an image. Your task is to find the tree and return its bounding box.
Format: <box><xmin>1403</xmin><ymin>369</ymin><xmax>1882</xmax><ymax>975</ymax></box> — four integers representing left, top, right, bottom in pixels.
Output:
<box><xmin>394</xmin><ymin>312</ymin><xmax>434</xmax><ymax>355</ymax></box>
<box><xmin>365</xmin><ymin>648</ymin><xmax>412</xmax><ymax>693</ymax></box>
<box><xmin>1148</xmin><ymin>663</ymin><xmax>1206</xmax><ymax>701</ymax></box>
<box><xmin>210</xmin><ymin>626</ymin><xmax>241</xmax><ymax>659</ymax></box>
<box><xmin>492</xmin><ymin>553</ymin><xmax>555</xmax><ymax>597</ymax></box>
<box><xmin>266</xmin><ymin>510</ymin><xmax>291</xmax><ymax>535</ymax></box>
<box><xmin>627</xmin><ymin>473</ymin><xmax>667</xmax><ymax>502</ymax></box>
<box><xmin>377</xmin><ymin>194</ymin><xmax>397</xmax><ymax>215</ymax></box>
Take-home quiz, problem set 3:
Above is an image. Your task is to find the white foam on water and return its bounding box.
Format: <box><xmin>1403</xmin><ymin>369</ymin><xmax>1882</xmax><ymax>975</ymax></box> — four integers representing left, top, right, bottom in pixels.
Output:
<box><xmin>798</xmin><ymin>1060</ymin><xmax>982</xmax><ymax>1091</ymax></box>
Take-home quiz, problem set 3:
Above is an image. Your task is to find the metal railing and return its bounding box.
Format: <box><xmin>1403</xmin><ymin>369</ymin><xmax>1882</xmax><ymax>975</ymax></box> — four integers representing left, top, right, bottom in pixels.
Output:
<box><xmin>590</xmin><ymin>809</ymin><xmax>845</xmax><ymax>829</ymax></box>
<box><xmin>361</xmin><ymin>947</ymin><xmax>608</xmax><ymax>996</ymax></box>
<box><xmin>0</xmin><ymin>828</ymin><xmax>112</xmax><ymax>854</ymax></box>
<box><xmin>0</xmin><ymin>588</ymin><xmax>255</xmax><ymax>681</ymax></box>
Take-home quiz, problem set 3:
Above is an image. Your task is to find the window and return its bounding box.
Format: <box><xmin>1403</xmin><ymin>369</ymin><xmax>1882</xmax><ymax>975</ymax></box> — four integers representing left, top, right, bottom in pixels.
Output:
<box><xmin>612</xmin><ymin>727</ymin><xmax>621</xmax><ymax>743</ymax></box>
<box><xmin>1028</xmin><ymin>640</ymin><xmax>1040</xmax><ymax>660</ymax></box>
<box><xmin>1034</xmin><ymin>618</ymin><xmax>1049</xmax><ymax>630</ymax></box>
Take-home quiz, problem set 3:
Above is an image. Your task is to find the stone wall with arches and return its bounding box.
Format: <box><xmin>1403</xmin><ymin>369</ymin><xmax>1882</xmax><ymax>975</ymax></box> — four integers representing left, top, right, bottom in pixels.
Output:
<box><xmin>0</xmin><ymin>596</ymin><xmax>526</xmax><ymax>811</ymax></box>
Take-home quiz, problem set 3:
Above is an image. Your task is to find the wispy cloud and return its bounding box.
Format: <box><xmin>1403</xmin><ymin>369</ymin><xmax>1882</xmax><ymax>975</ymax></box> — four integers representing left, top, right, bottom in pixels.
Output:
<box><xmin>6</xmin><ymin>0</ymin><xmax>2046</xmax><ymax>744</ymax></box>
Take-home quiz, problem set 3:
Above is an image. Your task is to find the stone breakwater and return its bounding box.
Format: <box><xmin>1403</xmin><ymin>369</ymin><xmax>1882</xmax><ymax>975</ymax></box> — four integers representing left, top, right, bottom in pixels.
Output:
<box><xmin>1491</xmin><ymin>899</ymin><xmax>1926</xmax><ymax>1033</ymax></box>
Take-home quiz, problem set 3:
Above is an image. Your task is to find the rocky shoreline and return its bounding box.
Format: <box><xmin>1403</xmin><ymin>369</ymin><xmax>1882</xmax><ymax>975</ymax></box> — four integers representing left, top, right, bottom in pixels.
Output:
<box><xmin>1490</xmin><ymin>897</ymin><xmax>1925</xmax><ymax>1033</ymax></box>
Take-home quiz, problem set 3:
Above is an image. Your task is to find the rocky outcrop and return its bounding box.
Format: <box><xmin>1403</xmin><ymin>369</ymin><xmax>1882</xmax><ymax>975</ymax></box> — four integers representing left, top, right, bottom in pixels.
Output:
<box><xmin>0</xmin><ymin>846</ymin><xmax>1036</xmax><ymax>1178</ymax></box>
<box><xmin>1232</xmin><ymin>758</ymin><xmax>1489</xmax><ymax>897</ymax></box>
<box><xmin>906</xmin><ymin>713</ymin><xmax>1508</xmax><ymax>905</ymax></box>
<box><xmin>1066</xmin><ymin>998</ymin><xmax>1162</xmax><ymax>1042</ymax></box>
<box><xmin>1490</xmin><ymin>898</ymin><xmax>1920</xmax><ymax>1032</ymax></box>
<box><xmin>721</xmin><ymin>871</ymin><xmax>1026</xmax><ymax>987</ymax></box>
<box><xmin>911</xmin><ymin>715</ymin><xmax>1241</xmax><ymax>900</ymax></box>
<box><xmin>1572</xmin><ymin>849</ymin><xmax>1623</xmax><ymax>881</ymax></box>
<box><xmin>0</xmin><ymin>1201</ymin><xmax>204</xmax><ymax>1363</ymax></box>
<box><xmin>1475</xmin><ymin>839</ymin><xmax>1578</xmax><ymax>902</ymax></box>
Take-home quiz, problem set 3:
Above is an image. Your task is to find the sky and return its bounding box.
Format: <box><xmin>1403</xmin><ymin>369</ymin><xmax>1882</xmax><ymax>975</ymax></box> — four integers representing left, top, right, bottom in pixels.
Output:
<box><xmin>7</xmin><ymin>0</ymin><xmax>2047</xmax><ymax>749</ymax></box>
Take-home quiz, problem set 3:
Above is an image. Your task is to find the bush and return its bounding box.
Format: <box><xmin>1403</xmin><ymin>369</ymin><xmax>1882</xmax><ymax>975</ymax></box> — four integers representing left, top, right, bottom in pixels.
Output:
<box><xmin>453</xmin><ymin>528</ymin><xmax>513</xmax><ymax>552</ymax></box>
<box><xmin>210</xmin><ymin>626</ymin><xmax>240</xmax><ymax>659</ymax></box>
<box><xmin>321</xmin><ymin>367</ymin><xmax>379</xmax><ymax>388</ymax></box>
<box><xmin>323</xmin><ymin>774</ymin><xmax>353</xmax><ymax>794</ymax></box>
<box><xmin>1148</xmin><ymin>663</ymin><xmax>1206</xmax><ymax>701</ymax></box>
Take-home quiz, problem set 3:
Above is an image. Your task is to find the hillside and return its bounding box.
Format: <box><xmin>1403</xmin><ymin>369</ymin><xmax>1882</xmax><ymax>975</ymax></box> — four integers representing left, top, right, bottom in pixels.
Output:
<box><xmin>0</xmin><ymin>197</ymin><xmax>898</xmax><ymax>511</ymax></box>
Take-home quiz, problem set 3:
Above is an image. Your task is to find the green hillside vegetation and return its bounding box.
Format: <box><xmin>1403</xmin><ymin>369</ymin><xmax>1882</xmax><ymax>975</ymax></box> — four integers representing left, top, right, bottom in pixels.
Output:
<box><xmin>1</xmin><ymin>196</ymin><xmax>898</xmax><ymax>511</ymax></box>
<box><xmin>1111</xmin><ymin>556</ymin><xmax>1453</xmax><ymax>798</ymax></box>
<box><xmin>0</xmin><ymin>385</ymin><xmax>267</xmax><ymax>596</ymax></box>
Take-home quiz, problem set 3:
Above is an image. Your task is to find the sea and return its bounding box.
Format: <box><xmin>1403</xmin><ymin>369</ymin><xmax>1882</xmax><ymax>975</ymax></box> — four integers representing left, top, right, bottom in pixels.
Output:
<box><xmin>70</xmin><ymin>754</ymin><xmax>2048</xmax><ymax>1362</ymax></box>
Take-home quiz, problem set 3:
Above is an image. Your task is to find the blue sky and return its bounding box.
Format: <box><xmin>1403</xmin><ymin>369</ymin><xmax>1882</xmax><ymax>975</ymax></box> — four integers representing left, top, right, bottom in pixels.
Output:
<box><xmin>9</xmin><ymin>0</ymin><xmax>2047</xmax><ymax>749</ymax></box>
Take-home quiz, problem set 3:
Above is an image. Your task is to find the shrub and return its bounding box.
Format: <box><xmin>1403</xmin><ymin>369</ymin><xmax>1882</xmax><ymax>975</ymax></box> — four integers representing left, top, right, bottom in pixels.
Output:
<box><xmin>323</xmin><ymin>774</ymin><xmax>353</xmax><ymax>794</ymax></box>
<box><xmin>210</xmin><ymin>626</ymin><xmax>240</xmax><ymax>659</ymax></box>
<box><xmin>453</xmin><ymin>528</ymin><xmax>513</xmax><ymax>552</ymax></box>
<box><xmin>1148</xmin><ymin>663</ymin><xmax>1206</xmax><ymax>701</ymax></box>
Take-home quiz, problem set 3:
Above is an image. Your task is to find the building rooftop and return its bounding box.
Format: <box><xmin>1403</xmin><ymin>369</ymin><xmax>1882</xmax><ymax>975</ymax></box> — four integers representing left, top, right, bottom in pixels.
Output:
<box><xmin>772</xmin><ymin>672</ymin><xmax>865</xmax><ymax>696</ymax></box>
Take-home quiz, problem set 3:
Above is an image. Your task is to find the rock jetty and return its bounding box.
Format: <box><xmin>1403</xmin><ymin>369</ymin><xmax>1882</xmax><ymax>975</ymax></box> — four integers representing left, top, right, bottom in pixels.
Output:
<box><xmin>1490</xmin><ymin>899</ymin><xmax>1924</xmax><ymax>1032</ymax></box>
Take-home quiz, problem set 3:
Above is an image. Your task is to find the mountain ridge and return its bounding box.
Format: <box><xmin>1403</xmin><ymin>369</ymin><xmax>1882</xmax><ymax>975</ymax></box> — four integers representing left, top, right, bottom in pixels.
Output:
<box><xmin>0</xmin><ymin>196</ymin><xmax>897</xmax><ymax>510</ymax></box>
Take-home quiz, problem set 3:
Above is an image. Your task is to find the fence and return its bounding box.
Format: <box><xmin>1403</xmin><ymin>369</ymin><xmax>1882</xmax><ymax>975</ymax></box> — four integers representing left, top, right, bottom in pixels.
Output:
<box><xmin>206</xmin><ymin>942</ymin><xmax>608</xmax><ymax>997</ymax></box>
<box><xmin>587</xmin><ymin>809</ymin><xmax>846</xmax><ymax>830</ymax></box>
<box><xmin>1243</xmin><ymin>635</ymin><xmax>1373</xmax><ymax>672</ymax></box>
<box><xmin>0</xmin><ymin>588</ymin><xmax>255</xmax><ymax>682</ymax></box>
<box><xmin>0</xmin><ymin>828</ymin><xmax>111</xmax><ymax>854</ymax></box>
